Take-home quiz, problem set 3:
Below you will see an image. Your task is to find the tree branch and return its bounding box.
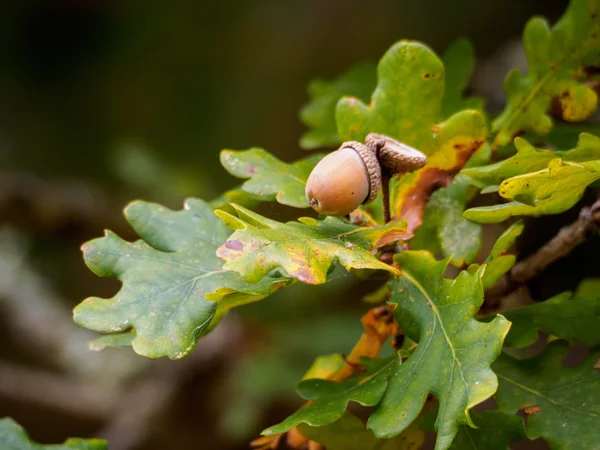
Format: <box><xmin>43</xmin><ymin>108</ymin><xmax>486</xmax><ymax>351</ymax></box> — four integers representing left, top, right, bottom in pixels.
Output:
<box><xmin>486</xmin><ymin>198</ymin><xmax>600</xmax><ymax>304</ymax></box>
<box><xmin>510</xmin><ymin>198</ymin><xmax>600</xmax><ymax>283</ymax></box>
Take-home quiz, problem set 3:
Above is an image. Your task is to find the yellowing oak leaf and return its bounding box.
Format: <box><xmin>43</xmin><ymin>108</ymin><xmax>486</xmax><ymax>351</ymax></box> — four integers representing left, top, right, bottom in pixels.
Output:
<box><xmin>464</xmin><ymin>132</ymin><xmax>600</xmax><ymax>188</ymax></box>
<box><xmin>215</xmin><ymin>204</ymin><xmax>410</xmax><ymax>285</ymax></box>
<box><xmin>465</xmin><ymin>157</ymin><xmax>600</xmax><ymax>223</ymax></box>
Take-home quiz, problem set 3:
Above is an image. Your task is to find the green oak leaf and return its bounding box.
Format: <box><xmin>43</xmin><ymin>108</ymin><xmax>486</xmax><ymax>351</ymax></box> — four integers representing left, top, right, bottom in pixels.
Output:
<box><xmin>439</xmin><ymin>38</ymin><xmax>485</xmax><ymax>118</ymax></box>
<box><xmin>263</xmin><ymin>356</ymin><xmax>398</xmax><ymax>434</ymax></box>
<box><xmin>464</xmin><ymin>133</ymin><xmax>600</xmax><ymax>188</ymax></box>
<box><xmin>299</xmin><ymin>62</ymin><xmax>377</xmax><ymax>150</ymax></box>
<box><xmin>74</xmin><ymin>199</ymin><xmax>290</xmax><ymax>359</ymax></box>
<box><xmin>0</xmin><ymin>418</ymin><xmax>106</xmax><ymax>450</ymax></box>
<box><xmin>410</xmin><ymin>144</ymin><xmax>491</xmax><ymax>267</ymax></box>
<box><xmin>298</xmin><ymin>413</ymin><xmax>424</xmax><ymax>450</ymax></box>
<box><xmin>499</xmin><ymin>278</ymin><xmax>600</xmax><ymax>347</ymax></box>
<box><xmin>335</xmin><ymin>41</ymin><xmax>487</xmax><ymax>233</ymax></box>
<box><xmin>220</xmin><ymin>148</ymin><xmax>324</xmax><ymax>208</ymax></box>
<box><xmin>215</xmin><ymin>204</ymin><xmax>410</xmax><ymax>285</ymax></box>
<box><xmin>492</xmin><ymin>0</ymin><xmax>600</xmax><ymax>148</ymax></box>
<box><xmin>368</xmin><ymin>251</ymin><xmax>510</xmax><ymax>450</ymax></box>
<box><xmin>336</xmin><ymin>40</ymin><xmax>485</xmax><ymax>147</ymax></box>
<box><xmin>336</xmin><ymin>40</ymin><xmax>485</xmax><ymax>151</ymax></box>
<box><xmin>494</xmin><ymin>341</ymin><xmax>600</xmax><ymax>449</ymax></box>
<box><xmin>464</xmin><ymin>158</ymin><xmax>600</xmax><ymax>223</ymax></box>
<box><xmin>297</xmin><ymin>38</ymin><xmax>483</xmax><ymax>152</ymax></box>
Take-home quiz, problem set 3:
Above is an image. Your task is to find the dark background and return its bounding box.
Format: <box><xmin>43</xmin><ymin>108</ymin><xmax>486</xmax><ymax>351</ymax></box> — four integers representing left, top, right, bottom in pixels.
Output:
<box><xmin>0</xmin><ymin>1</ymin><xmax>573</xmax><ymax>449</ymax></box>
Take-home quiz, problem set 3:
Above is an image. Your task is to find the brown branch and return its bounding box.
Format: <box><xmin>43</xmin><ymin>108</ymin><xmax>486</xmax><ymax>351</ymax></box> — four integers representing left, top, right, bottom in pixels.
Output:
<box><xmin>486</xmin><ymin>198</ymin><xmax>600</xmax><ymax>304</ymax></box>
<box><xmin>511</xmin><ymin>198</ymin><xmax>600</xmax><ymax>283</ymax></box>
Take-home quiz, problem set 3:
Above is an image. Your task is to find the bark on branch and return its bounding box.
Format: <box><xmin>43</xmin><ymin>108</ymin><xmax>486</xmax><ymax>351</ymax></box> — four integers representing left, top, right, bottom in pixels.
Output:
<box><xmin>487</xmin><ymin>198</ymin><xmax>600</xmax><ymax>303</ymax></box>
<box><xmin>510</xmin><ymin>198</ymin><xmax>600</xmax><ymax>283</ymax></box>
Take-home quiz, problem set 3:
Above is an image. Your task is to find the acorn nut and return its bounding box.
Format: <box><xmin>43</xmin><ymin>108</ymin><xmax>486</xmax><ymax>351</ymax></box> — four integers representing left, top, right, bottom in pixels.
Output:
<box><xmin>305</xmin><ymin>142</ymin><xmax>381</xmax><ymax>216</ymax></box>
<box><xmin>305</xmin><ymin>134</ymin><xmax>427</xmax><ymax>217</ymax></box>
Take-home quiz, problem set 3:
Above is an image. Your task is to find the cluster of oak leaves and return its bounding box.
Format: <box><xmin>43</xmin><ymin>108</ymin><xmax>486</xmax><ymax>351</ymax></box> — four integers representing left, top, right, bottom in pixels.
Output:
<box><xmin>3</xmin><ymin>0</ymin><xmax>600</xmax><ymax>449</ymax></box>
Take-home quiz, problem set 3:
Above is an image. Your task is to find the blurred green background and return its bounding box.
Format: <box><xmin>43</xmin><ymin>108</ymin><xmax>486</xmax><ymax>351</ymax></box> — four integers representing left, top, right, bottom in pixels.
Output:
<box><xmin>0</xmin><ymin>1</ymin><xmax>569</xmax><ymax>449</ymax></box>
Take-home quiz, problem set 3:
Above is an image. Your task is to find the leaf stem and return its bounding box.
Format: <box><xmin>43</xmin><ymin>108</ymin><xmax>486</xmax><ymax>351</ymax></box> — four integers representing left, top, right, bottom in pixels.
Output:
<box><xmin>382</xmin><ymin>174</ymin><xmax>391</xmax><ymax>223</ymax></box>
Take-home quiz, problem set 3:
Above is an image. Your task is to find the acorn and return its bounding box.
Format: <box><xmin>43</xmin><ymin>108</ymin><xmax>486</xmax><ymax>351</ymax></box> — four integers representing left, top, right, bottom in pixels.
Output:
<box><xmin>305</xmin><ymin>133</ymin><xmax>426</xmax><ymax>218</ymax></box>
<box><xmin>305</xmin><ymin>142</ymin><xmax>381</xmax><ymax>216</ymax></box>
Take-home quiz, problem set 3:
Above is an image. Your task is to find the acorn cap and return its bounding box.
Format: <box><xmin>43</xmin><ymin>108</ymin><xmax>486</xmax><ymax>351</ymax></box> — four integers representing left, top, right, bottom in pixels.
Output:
<box><xmin>342</xmin><ymin>141</ymin><xmax>382</xmax><ymax>204</ymax></box>
<box><xmin>366</xmin><ymin>133</ymin><xmax>427</xmax><ymax>174</ymax></box>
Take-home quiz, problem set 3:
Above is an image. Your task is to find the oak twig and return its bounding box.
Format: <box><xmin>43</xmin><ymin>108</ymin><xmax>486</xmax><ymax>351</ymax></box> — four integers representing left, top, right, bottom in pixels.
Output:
<box><xmin>511</xmin><ymin>198</ymin><xmax>600</xmax><ymax>283</ymax></box>
<box><xmin>487</xmin><ymin>198</ymin><xmax>600</xmax><ymax>303</ymax></box>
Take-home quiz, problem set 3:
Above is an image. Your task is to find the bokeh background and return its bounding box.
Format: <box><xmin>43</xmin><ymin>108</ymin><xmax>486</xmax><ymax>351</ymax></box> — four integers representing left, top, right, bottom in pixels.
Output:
<box><xmin>0</xmin><ymin>1</ymin><xmax>578</xmax><ymax>449</ymax></box>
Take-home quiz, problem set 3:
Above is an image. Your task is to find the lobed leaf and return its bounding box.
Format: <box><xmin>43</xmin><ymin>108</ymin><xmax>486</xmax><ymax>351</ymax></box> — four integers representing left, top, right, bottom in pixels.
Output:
<box><xmin>494</xmin><ymin>341</ymin><xmax>600</xmax><ymax>449</ymax></box>
<box><xmin>298</xmin><ymin>37</ymin><xmax>482</xmax><ymax>152</ymax></box>
<box><xmin>335</xmin><ymin>41</ymin><xmax>487</xmax><ymax>234</ymax></box>
<box><xmin>0</xmin><ymin>418</ymin><xmax>106</xmax><ymax>450</ymax></box>
<box><xmin>499</xmin><ymin>278</ymin><xmax>600</xmax><ymax>347</ymax></box>
<box><xmin>74</xmin><ymin>199</ymin><xmax>290</xmax><ymax>359</ymax></box>
<box><xmin>465</xmin><ymin>157</ymin><xmax>600</xmax><ymax>223</ymax></box>
<box><xmin>367</xmin><ymin>251</ymin><xmax>510</xmax><ymax>450</ymax></box>
<box><xmin>492</xmin><ymin>0</ymin><xmax>600</xmax><ymax>148</ymax></box>
<box><xmin>215</xmin><ymin>204</ymin><xmax>410</xmax><ymax>285</ymax></box>
<box><xmin>464</xmin><ymin>132</ymin><xmax>600</xmax><ymax>188</ymax></box>
<box><xmin>220</xmin><ymin>148</ymin><xmax>324</xmax><ymax>208</ymax></box>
